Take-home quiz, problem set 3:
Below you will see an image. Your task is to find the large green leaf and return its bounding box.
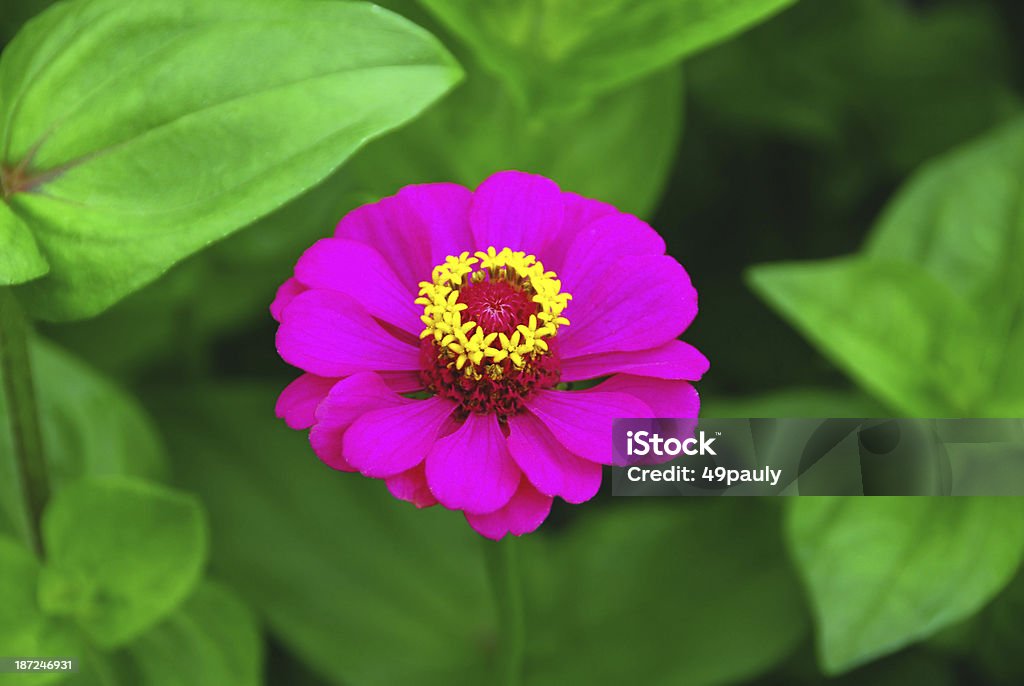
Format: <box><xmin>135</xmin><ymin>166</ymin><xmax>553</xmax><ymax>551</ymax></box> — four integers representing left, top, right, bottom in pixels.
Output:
<box><xmin>38</xmin><ymin>477</ymin><xmax>207</xmax><ymax>649</ymax></box>
<box><xmin>418</xmin><ymin>0</ymin><xmax>794</xmax><ymax>110</ymax></box>
<box><xmin>125</xmin><ymin>581</ymin><xmax>263</xmax><ymax>686</ymax></box>
<box><xmin>158</xmin><ymin>383</ymin><xmax>493</xmax><ymax>686</ymax></box>
<box><xmin>0</xmin><ymin>337</ymin><xmax>166</xmax><ymax>542</ymax></box>
<box><xmin>747</xmin><ymin>256</ymin><xmax>979</xmax><ymax>416</ymax></box>
<box><xmin>749</xmin><ymin>118</ymin><xmax>1024</xmax><ymax>416</ymax></box>
<box><xmin>787</xmin><ymin>497</ymin><xmax>1024</xmax><ymax>674</ymax></box>
<box><xmin>350</xmin><ymin>66</ymin><xmax>682</xmax><ymax>218</ymax></box>
<box><xmin>0</xmin><ymin>0</ymin><xmax>460</xmax><ymax>320</ymax></box>
<box><xmin>522</xmin><ymin>501</ymin><xmax>809</xmax><ymax>685</ymax></box>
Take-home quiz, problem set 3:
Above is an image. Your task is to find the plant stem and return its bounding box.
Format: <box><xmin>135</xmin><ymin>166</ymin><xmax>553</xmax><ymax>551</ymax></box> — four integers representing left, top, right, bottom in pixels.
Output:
<box><xmin>0</xmin><ymin>288</ymin><xmax>48</xmax><ymax>556</ymax></box>
<box><xmin>483</xmin><ymin>537</ymin><xmax>526</xmax><ymax>686</ymax></box>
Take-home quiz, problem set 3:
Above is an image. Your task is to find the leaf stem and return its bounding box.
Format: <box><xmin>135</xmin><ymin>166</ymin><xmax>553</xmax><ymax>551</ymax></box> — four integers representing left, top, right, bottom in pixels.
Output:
<box><xmin>483</xmin><ymin>537</ymin><xmax>526</xmax><ymax>686</ymax></box>
<box><xmin>0</xmin><ymin>288</ymin><xmax>48</xmax><ymax>556</ymax></box>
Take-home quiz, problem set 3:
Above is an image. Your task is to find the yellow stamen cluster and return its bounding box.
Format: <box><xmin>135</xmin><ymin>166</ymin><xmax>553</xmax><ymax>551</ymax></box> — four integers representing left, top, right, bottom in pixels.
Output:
<box><xmin>416</xmin><ymin>247</ymin><xmax>571</xmax><ymax>375</ymax></box>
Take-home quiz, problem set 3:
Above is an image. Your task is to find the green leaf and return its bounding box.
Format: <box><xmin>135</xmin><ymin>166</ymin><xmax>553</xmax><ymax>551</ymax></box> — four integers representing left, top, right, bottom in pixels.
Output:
<box><xmin>0</xmin><ymin>535</ymin><xmax>82</xmax><ymax>686</ymax></box>
<box><xmin>39</xmin><ymin>477</ymin><xmax>207</xmax><ymax>649</ymax></box>
<box><xmin>0</xmin><ymin>200</ymin><xmax>47</xmax><ymax>285</ymax></box>
<box><xmin>867</xmin><ymin>118</ymin><xmax>1024</xmax><ymax>302</ymax></box>
<box><xmin>418</xmin><ymin>0</ymin><xmax>794</xmax><ymax>109</ymax></box>
<box><xmin>157</xmin><ymin>383</ymin><xmax>493</xmax><ymax>686</ymax></box>
<box><xmin>747</xmin><ymin>256</ymin><xmax>979</xmax><ymax>416</ymax></box>
<box><xmin>32</xmin><ymin>338</ymin><xmax>166</xmax><ymax>487</ymax></box>
<box><xmin>0</xmin><ymin>337</ymin><xmax>166</xmax><ymax>541</ymax></box>
<box><xmin>350</xmin><ymin>66</ymin><xmax>683</xmax><ymax>217</ymax></box>
<box><xmin>866</xmin><ymin>118</ymin><xmax>1024</xmax><ymax>415</ymax></box>
<box><xmin>43</xmin><ymin>168</ymin><xmax>367</xmax><ymax>381</ymax></box>
<box><xmin>126</xmin><ymin>581</ymin><xmax>263</xmax><ymax>686</ymax></box>
<box><xmin>786</xmin><ymin>497</ymin><xmax>1024</xmax><ymax>674</ymax></box>
<box><xmin>749</xmin><ymin>117</ymin><xmax>1024</xmax><ymax>416</ymax></box>
<box><xmin>0</xmin><ymin>0</ymin><xmax>461</xmax><ymax>320</ymax></box>
<box><xmin>522</xmin><ymin>501</ymin><xmax>809</xmax><ymax>685</ymax></box>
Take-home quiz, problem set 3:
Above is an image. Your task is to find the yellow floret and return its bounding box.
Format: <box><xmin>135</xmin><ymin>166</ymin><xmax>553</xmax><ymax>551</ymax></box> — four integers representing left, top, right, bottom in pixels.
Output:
<box><xmin>419</xmin><ymin>246</ymin><xmax>572</xmax><ymax>375</ymax></box>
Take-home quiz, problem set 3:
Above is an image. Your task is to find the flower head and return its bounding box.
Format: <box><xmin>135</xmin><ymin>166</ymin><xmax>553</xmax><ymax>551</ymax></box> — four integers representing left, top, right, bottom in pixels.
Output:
<box><xmin>273</xmin><ymin>171</ymin><xmax>707</xmax><ymax>539</ymax></box>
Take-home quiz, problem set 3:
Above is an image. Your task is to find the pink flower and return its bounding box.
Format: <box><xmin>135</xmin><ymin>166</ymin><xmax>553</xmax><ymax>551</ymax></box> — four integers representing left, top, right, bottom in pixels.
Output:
<box><xmin>273</xmin><ymin>171</ymin><xmax>707</xmax><ymax>539</ymax></box>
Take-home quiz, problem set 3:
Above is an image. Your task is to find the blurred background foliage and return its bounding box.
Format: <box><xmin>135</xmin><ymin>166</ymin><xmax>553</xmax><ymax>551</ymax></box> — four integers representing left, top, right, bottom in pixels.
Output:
<box><xmin>2</xmin><ymin>0</ymin><xmax>1024</xmax><ymax>684</ymax></box>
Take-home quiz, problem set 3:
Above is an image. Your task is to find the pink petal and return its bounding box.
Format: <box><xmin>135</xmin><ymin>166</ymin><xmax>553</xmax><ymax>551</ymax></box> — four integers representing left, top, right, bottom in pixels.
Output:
<box><xmin>270</xmin><ymin>278</ymin><xmax>306</xmax><ymax>322</ymax></box>
<box><xmin>465</xmin><ymin>481</ymin><xmax>553</xmax><ymax>540</ymax></box>
<box><xmin>309</xmin><ymin>432</ymin><xmax>357</xmax><ymax>472</ymax></box>
<box><xmin>561</xmin><ymin>340</ymin><xmax>709</xmax><ymax>383</ymax></box>
<box><xmin>562</xmin><ymin>192</ymin><xmax>618</xmax><ymax>230</ymax></box>
<box><xmin>309</xmin><ymin>373</ymin><xmax>411</xmax><ymax>471</ymax></box>
<box><xmin>342</xmin><ymin>396</ymin><xmax>455</xmax><ymax>477</ymax></box>
<box><xmin>398</xmin><ymin>183</ymin><xmax>474</xmax><ymax>266</ymax></box>
<box><xmin>558</xmin><ymin>212</ymin><xmax>665</xmax><ymax>298</ymax></box>
<box><xmin>275</xmin><ymin>290</ymin><xmax>419</xmax><ymax>377</ymax></box>
<box><xmin>526</xmin><ymin>389</ymin><xmax>652</xmax><ymax>465</ymax></box>
<box><xmin>379</xmin><ymin>371</ymin><xmax>424</xmax><ymax>393</ymax></box>
<box><xmin>314</xmin><ymin>372</ymin><xmax>409</xmax><ymax>426</ymax></box>
<box><xmin>507</xmin><ymin>412</ymin><xmax>603</xmax><ymax>504</ymax></box>
<box><xmin>469</xmin><ymin>171</ymin><xmax>564</xmax><ymax>257</ymax></box>
<box><xmin>294</xmin><ymin>238</ymin><xmax>420</xmax><ymax>334</ymax></box>
<box><xmin>386</xmin><ymin>463</ymin><xmax>438</xmax><ymax>508</ymax></box>
<box><xmin>425</xmin><ymin>413</ymin><xmax>521</xmax><ymax>515</ymax></box>
<box><xmin>334</xmin><ymin>198</ymin><xmax>430</xmax><ymax>283</ymax></box>
<box><xmin>540</xmin><ymin>191</ymin><xmax>618</xmax><ymax>272</ymax></box>
<box><xmin>559</xmin><ymin>255</ymin><xmax>698</xmax><ymax>358</ymax></box>
<box><xmin>336</xmin><ymin>183</ymin><xmax>472</xmax><ymax>281</ymax></box>
<box><xmin>275</xmin><ymin>373</ymin><xmax>338</xmax><ymax>430</ymax></box>
<box><xmin>588</xmin><ymin>375</ymin><xmax>700</xmax><ymax>418</ymax></box>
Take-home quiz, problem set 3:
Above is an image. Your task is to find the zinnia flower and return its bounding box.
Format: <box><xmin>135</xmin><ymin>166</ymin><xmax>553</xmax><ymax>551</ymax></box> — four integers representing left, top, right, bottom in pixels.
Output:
<box><xmin>272</xmin><ymin>171</ymin><xmax>707</xmax><ymax>539</ymax></box>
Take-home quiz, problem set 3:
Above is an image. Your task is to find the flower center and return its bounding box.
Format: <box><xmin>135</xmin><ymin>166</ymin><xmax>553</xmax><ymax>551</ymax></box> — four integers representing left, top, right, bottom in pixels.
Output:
<box><xmin>416</xmin><ymin>247</ymin><xmax>571</xmax><ymax>417</ymax></box>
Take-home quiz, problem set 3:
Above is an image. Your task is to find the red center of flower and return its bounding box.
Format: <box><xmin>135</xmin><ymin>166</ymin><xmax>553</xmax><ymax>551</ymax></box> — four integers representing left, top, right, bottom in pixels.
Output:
<box><xmin>415</xmin><ymin>248</ymin><xmax>572</xmax><ymax>419</ymax></box>
<box><xmin>419</xmin><ymin>339</ymin><xmax>561</xmax><ymax>418</ymax></box>
<box><xmin>456</xmin><ymin>279</ymin><xmax>536</xmax><ymax>335</ymax></box>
